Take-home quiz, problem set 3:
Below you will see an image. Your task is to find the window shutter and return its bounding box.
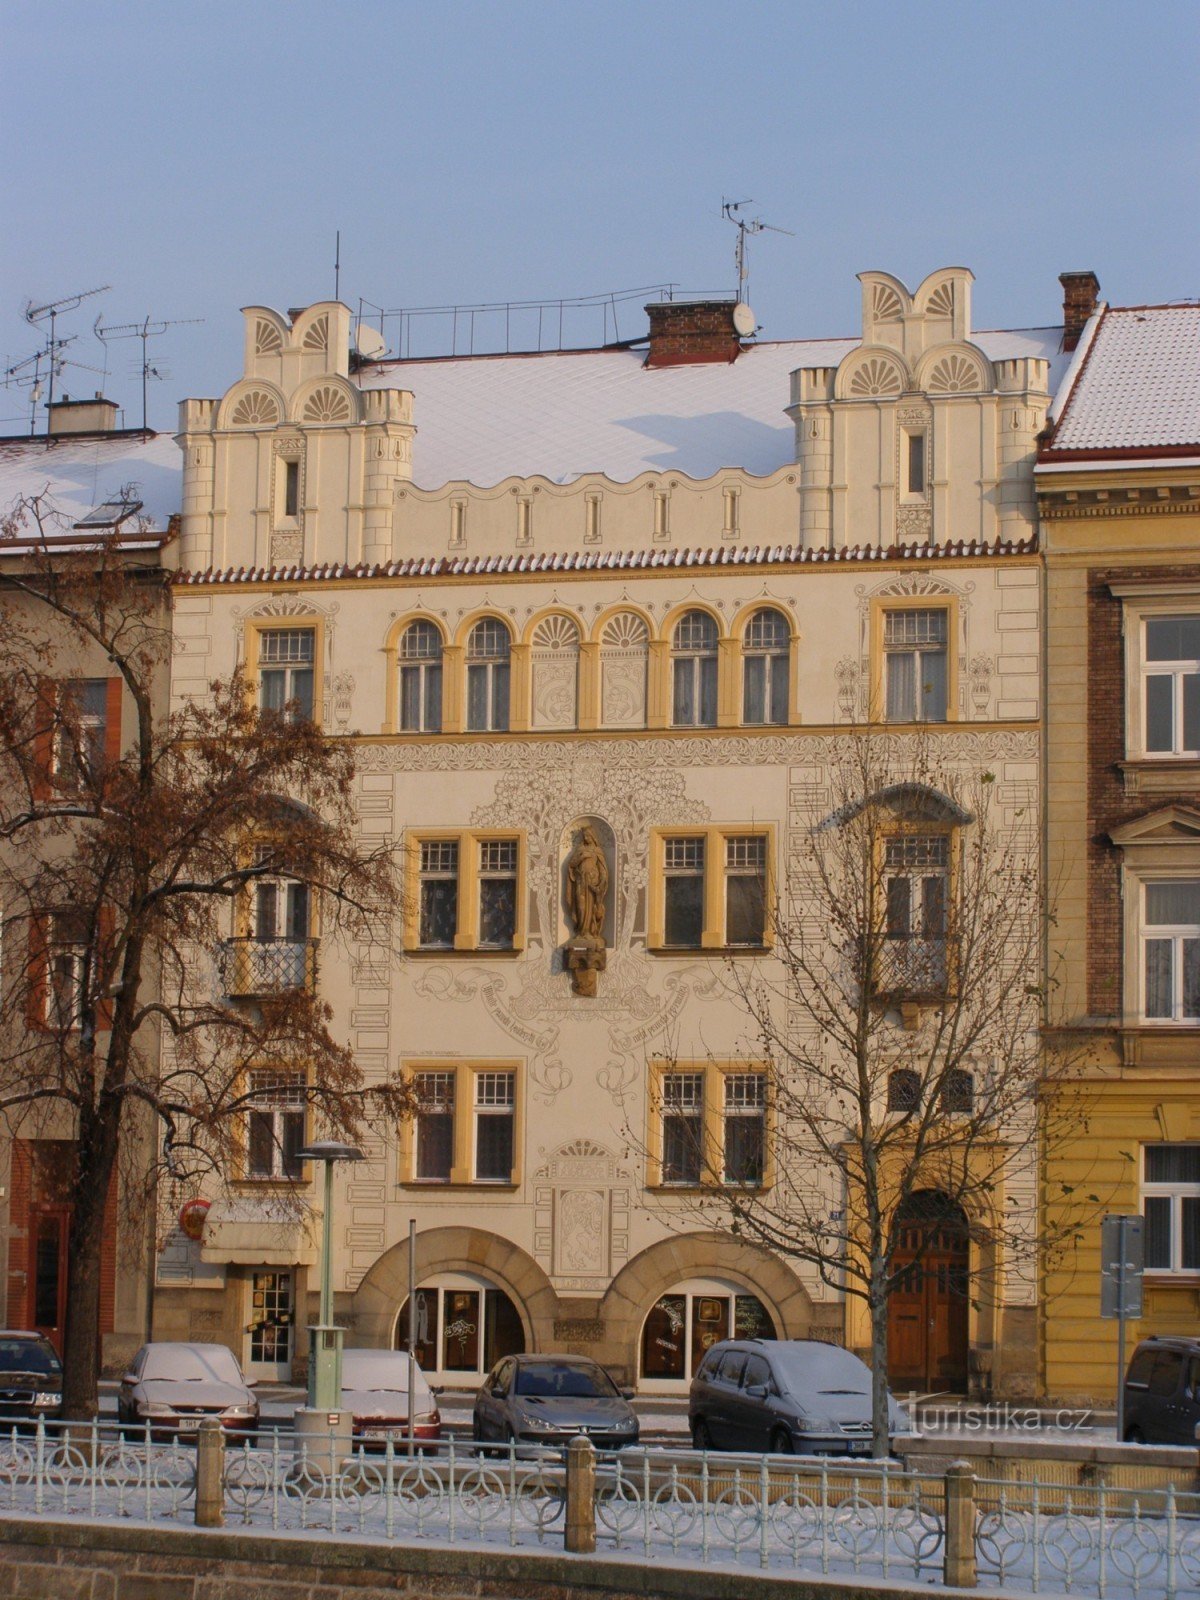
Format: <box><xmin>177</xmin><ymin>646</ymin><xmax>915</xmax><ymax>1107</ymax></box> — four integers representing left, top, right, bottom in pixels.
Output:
<box><xmin>25</xmin><ymin>917</ymin><xmax>48</xmax><ymax>1031</ymax></box>
<box><xmin>32</xmin><ymin>681</ymin><xmax>57</xmax><ymax>801</ymax></box>
<box><xmin>103</xmin><ymin>678</ymin><xmax>123</xmax><ymax>768</ymax></box>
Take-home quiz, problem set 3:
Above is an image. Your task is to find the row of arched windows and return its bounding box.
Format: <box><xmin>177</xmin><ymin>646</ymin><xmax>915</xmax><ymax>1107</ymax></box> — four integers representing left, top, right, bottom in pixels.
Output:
<box><xmin>391</xmin><ymin>606</ymin><xmax>795</xmax><ymax>735</ymax></box>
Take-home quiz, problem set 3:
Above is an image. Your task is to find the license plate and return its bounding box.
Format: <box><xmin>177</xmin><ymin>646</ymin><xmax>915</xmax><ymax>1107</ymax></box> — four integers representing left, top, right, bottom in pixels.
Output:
<box><xmin>362</xmin><ymin>1426</ymin><xmax>402</xmax><ymax>1439</ymax></box>
<box><xmin>176</xmin><ymin>1416</ymin><xmax>201</xmax><ymax>1432</ymax></box>
<box><xmin>848</xmin><ymin>1439</ymin><xmax>871</xmax><ymax>1453</ymax></box>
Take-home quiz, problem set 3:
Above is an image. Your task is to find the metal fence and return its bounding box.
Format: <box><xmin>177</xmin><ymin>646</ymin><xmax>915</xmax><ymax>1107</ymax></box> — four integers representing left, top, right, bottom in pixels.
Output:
<box><xmin>0</xmin><ymin>1419</ymin><xmax>1197</xmax><ymax>1599</ymax></box>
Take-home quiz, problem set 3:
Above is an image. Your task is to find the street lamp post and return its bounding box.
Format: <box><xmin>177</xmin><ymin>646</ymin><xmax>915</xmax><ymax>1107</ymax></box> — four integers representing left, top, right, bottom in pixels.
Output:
<box><xmin>293</xmin><ymin>1141</ymin><xmax>363</xmax><ymax>1464</ymax></box>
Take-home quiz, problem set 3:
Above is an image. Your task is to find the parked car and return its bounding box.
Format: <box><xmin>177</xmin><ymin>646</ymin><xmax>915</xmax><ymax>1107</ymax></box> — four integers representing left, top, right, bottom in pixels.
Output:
<box><xmin>1123</xmin><ymin>1336</ymin><xmax>1200</xmax><ymax>1446</ymax></box>
<box><xmin>341</xmin><ymin>1349</ymin><xmax>441</xmax><ymax>1447</ymax></box>
<box><xmin>473</xmin><ymin>1354</ymin><xmax>639</xmax><ymax>1449</ymax></box>
<box><xmin>117</xmin><ymin>1342</ymin><xmax>259</xmax><ymax>1438</ymax></box>
<box><xmin>0</xmin><ymin>1331</ymin><xmax>63</xmax><ymax>1424</ymax></box>
<box><xmin>689</xmin><ymin>1339</ymin><xmax>912</xmax><ymax>1455</ymax></box>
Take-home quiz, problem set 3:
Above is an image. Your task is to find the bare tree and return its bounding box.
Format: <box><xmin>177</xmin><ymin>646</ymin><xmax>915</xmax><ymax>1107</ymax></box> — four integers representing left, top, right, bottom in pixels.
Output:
<box><xmin>0</xmin><ymin>495</ymin><xmax>409</xmax><ymax>1418</ymax></box>
<box><xmin>661</xmin><ymin>734</ymin><xmax>1091</xmax><ymax>1456</ymax></box>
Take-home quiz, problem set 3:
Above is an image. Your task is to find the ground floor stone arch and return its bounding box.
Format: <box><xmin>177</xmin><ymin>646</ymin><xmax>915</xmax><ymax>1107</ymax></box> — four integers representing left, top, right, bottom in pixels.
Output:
<box><xmin>351</xmin><ymin>1226</ymin><xmax>557</xmax><ymax>1366</ymax></box>
<box><xmin>599</xmin><ymin>1232</ymin><xmax>820</xmax><ymax>1388</ymax></box>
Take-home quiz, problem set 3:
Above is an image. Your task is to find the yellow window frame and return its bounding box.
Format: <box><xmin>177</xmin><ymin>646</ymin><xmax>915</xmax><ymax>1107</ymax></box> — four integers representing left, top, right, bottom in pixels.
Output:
<box><xmin>645</xmin><ymin>1058</ymin><xmax>774</xmax><ymax>1191</ymax></box>
<box><xmin>403</xmin><ymin>829</ymin><xmax>527</xmax><ymax>954</ymax></box>
<box><xmin>399</xmin><ymin>1059</ymin><xmax>523</xmax><ymax>1187</ymax></box>
<box><xmin>647</xmin><ymin>825</ymin><xmax>775</xmax><ymax>952</ymax></box>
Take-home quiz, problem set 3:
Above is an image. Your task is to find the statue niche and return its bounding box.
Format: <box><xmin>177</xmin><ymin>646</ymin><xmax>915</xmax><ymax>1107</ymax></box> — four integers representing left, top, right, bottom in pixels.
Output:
<box><xmin>563</xmin><ymin>821</ymin><xmax>611</xmax><ymax>997</ymax></box>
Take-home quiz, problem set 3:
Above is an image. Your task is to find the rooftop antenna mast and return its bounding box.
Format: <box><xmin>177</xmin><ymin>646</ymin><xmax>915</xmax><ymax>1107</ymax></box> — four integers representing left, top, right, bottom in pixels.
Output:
<box><xmin>334</xmin><ymin>230</ymin><xmax>341</xmax><ymax>303</ymax></box>
<box><xmin>721</xmin><ymin>199</ymin><xmax>793</xmax><ymax>308</ymax></box>
<box><xmin>95</xmin><ymin>314</ymin><xmax>204</xmax><ymax>431</ymax></box>
<box><xmin>24</xmin><ymin>285</ymin><xmax>111</xmax><ymax>421</ymax></box>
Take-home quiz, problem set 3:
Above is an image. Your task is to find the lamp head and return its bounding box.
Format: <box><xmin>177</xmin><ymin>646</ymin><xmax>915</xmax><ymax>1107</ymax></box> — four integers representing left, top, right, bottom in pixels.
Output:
<box><xmin>296</xmin><ymin>1141</ymin><xmax>364</xmax><ymax>1164</ymax></box>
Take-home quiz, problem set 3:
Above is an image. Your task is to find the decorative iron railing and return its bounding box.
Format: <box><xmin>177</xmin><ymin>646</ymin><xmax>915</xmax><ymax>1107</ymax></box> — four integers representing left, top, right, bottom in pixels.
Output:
<box><xmin>0</xmin><ymin>1420</ymin><xmax>1196</xmax><ymax>1598</ymax></box>
<box><xmin>220</xmin><ymin>937</ymin><xmax>318</xmax><ymax>998</ymax></box>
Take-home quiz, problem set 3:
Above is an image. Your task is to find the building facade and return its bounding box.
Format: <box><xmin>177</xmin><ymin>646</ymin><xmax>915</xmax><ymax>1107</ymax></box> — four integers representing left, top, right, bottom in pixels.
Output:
<box><xmin>0</xmin><ymin>411</ymin><xmax>180</xmax><ymax>1372</ymax></box>
<box><xmin>151</xmin><ymin>268</ymin><xmax>1059</xmax><ymax>1395</ymax></box>
<box><xmin>1039</xmin><ymin>283</ymin><xmax>1200</xmax><ymax>1406</ymax></box>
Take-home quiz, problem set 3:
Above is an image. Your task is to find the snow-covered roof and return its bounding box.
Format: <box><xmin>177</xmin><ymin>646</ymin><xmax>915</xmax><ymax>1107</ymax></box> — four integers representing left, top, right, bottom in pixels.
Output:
<box><xmin>1044</xmin><ymin>304</ymin><xmax>1200</xmax><ymax>457</ymax></box>
<box><xmin>362</xmin><ymin>327</ymin><xmax>1065</xmax><ymax>491</ymax></box>
<box><xmin>0</xmin><ymin>431</ymin><xmax>182</xmax><ymax>532</ymax></box>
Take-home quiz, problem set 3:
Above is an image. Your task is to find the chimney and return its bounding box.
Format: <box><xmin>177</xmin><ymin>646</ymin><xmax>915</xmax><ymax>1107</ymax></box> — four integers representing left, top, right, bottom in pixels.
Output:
<box><xmin>645</xmin><ymin>300</ymin><xmax>743</xmax><ymax>368</ymax></box>
<box><xmin>47</xmin><ymin>392</ymin><xmax>120</xmax><ymax>437</ymax></box>
<box><xmin>1059</xmin><ymin>271</ymin><xmax>1101</xmax><ymax>353</ymax></box>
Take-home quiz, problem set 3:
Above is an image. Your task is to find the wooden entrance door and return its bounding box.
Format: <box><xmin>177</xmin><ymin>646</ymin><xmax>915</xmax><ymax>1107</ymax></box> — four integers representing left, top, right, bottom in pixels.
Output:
<box><xmin>28</xmin><ymin>1206</ymin><xmax>71</xmax><ymax>1355</ymax></box>
<box><xmin>887</xmin><ymin>1192</ymin><xmax>970</xmax><ymax>1392</ymax></box>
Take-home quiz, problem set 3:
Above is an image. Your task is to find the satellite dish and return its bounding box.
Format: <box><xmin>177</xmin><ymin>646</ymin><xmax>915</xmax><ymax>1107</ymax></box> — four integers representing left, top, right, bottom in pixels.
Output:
<box><xmin>732</xmin><ymin>302</ymin><xmax>757</xmax><ymax>337</ymax></box>
<box><xmin>353</xmin><ymin>323</ymin><xmax>387</xmax><ymax>360</ymax></box>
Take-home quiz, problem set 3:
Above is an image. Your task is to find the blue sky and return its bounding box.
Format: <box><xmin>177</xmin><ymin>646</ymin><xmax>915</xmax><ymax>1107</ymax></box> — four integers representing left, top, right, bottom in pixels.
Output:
<box><xmin>2</xmin><ymin>0</ymin><xmax>1196</xmax><ymax>431</ymax></box>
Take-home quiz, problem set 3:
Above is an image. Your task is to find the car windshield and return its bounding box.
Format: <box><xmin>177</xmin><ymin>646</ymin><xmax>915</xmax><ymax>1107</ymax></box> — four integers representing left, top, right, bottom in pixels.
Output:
<box><xmin>771</xmin><ymin>1344</ymin><xmax>871</xmax><ymax>1396</ymax></box>
<box><xmin>0</xmin><ymin>1339</ymin><xmax>60</xmax><ymax>1377</ymax></box>
<box><xmin>141</xmin><ymin>1345</ymin><xmax>244</xmax><ymax>1384</ymax></box>
<box><xmin>514</xmin><ymin>1362</ymin><xmax>617</xmax><ymax>1399</ymax></box>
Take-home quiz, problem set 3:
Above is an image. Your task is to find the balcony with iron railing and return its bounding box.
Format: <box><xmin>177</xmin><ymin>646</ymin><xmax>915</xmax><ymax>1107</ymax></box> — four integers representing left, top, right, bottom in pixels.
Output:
<box><xmin>220</xmin><ymin>937</ymin><xmax>319</xmax><ymax>1000</ymax></box>
<box><xmin>869</xmin><ymin>935</ymin><xmax>955</xmax><ymax>1003</ymax></box>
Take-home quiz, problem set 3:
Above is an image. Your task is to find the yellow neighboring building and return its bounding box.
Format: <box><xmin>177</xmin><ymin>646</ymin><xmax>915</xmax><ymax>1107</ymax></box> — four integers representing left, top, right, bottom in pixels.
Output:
<box><xmin>1039</xmin><ymin>278</ymin><xmax>1200</xmax><ymax>1407</ymax></box>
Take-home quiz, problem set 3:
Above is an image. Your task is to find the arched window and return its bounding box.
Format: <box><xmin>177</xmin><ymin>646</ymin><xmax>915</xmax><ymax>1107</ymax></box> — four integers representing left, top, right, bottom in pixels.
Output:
<box><xmin>742</xmin><ymin>608</ymin><xmax>790</xmax><ymax>726</ymax></box>
<box><xmin>940</xmin><ymin>1069</ymin><xmax>974</xmax><ymax>1113</ymax></box>
<box><xmin>530</xmin><ymin>615</ymin><xmax>580</xmax><ymax>731</ymax></box>
<box><xmin>395</xmin><ymin>1276</ymin><xmax>525</xmax><ymax>1380</ymax></box>
<box><xmin>672</xmin><ymin>610</ymin><xmax>718</xmax><ymax>727</ymax></box>
<box><xmin>398</xmin><ymin>621</ymin><xmax>443</xmax><ymax>733</ymax></box>
<box><xmin>639</xmin><ymin>1279</ymin><xmax>776</xmax><ymax>1386</ymax></box>
<box><xmin>887</xmin><ymin>1069</ymin><xmax>921</xmax><ymax>1112</ymax></box>
<box><xmin>600</xmin><ymin>612</ymin><xmax>649</xmax><ymax>728</ymax></box>
<box><xmin>466</xmin><ymin>619</ymin><xmax>511</xmax><ymax>732</ymax></box>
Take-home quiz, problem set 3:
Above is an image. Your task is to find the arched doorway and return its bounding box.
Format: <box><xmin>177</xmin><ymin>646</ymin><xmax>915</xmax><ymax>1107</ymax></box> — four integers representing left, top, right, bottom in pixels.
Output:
<box><xmin>393</xmin><ymin>1273</ymin><xmax>525</xmax><ymax>1384</ymax></box>
<box><xmin>887</xmin><ymin>1191</ymin><xmax>970</xmax><ymax>1391</ymax></box>
<box><xmin>639</xmin><ymin>1278</ymin><xmax>776</xmax><ymax>1392</ymax></box>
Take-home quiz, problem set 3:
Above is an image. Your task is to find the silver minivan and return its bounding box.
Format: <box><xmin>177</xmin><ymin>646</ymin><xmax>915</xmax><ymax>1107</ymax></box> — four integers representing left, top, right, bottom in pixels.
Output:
<box><xmin>689</xmin><ymin>1338</ymin><xmax>911</xmax><ymax>1455</ymax></box>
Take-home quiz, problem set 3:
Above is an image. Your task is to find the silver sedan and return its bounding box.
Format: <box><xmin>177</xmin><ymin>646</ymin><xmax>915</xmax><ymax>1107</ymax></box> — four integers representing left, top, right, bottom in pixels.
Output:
<box><xmin>473</xmin><ymin>1354</ymin><xmax>639</xmax><ymax>1449</ymax></box>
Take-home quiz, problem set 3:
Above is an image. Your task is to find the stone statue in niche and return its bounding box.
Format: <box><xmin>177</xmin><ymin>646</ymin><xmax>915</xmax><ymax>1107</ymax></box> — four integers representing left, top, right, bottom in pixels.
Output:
<box><xmin>564</xmin><ymin>825</ymin><xmax>609</xmax><ymax>997</ymax></box>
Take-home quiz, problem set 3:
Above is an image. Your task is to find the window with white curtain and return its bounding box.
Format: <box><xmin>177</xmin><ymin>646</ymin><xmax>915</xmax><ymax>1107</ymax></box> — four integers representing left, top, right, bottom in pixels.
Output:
<box><xmin>884</xmin><ymin>609</ymin><xmax>947</xmax><ymax>722</ymax></box>
<box><xmin>1142</xmin><ymin>880</ymin><xmax>1200</xmax><ymax>1022</ymax></box>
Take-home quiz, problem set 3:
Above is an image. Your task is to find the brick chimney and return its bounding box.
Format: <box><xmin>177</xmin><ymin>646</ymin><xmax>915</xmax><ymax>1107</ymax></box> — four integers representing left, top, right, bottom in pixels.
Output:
<box><xmin>645</xmin><ymin>300</ymin><xmax>742</xmax><ymax>368</ymax></box>
<box><xmin>1059</xmin><ymin>271</ymin><xmax>1101</xmax><ymax>353</ymax></box>
<box><xmin>47</xmin><ymin>392</ymin><xmax>120</xmax><ymax>436</ymax></box>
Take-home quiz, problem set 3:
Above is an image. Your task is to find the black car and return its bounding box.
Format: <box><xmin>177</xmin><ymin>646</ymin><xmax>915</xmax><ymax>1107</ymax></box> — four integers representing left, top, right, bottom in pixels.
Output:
<box><xmin>1123</xmin><ymin>1336</ymin><xmax>1200</xmax><ymax>1445</ymax></box>
<box><xmin>0</xmin><ymin>1331</ymin><xmax>63</xmax><ymax>1423</ymax></box>
<box><xmin>473</xmin><ymin>1354</ymin><xmax>639</xmax><ymax>1449</ymax></box>
<box><xmin>689</xmin><ymin>1338</ymin><xmax>912</xmax><ymax>1455</ymax></box>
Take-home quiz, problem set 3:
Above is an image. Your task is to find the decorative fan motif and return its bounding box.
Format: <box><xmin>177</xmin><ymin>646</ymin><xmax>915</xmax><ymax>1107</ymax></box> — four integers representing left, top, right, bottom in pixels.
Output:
<box><xmin>872</xmin><ymin>283</ymin><xmax>904</xmax><ymax>322</ymax></box>
<box><xmin>301</xmin><ymin>385</ymin><xmax>353</xmax><ymax>423</ymax></box>
<box><xmin>601</xmin><ymin>612</ymin><xmax>649</xmax><ymax>649</ymax></box>
<box><xmin>848</xmin><ymin>357</ymin><xmax>904</xmax><ymax>398</ymax></box>
<box><xmin>254</xmin><ymin>320</ymin><xmax>283</xmax><ymax>355</ymax></box>
<box><xmin>532</xmin><ymin>614</ymin><xmax>581</xmax><ymax>651</ymax></box>
<box><xmin>301</xmin><ymin>315</ymin><xmax>329</xmax><ymax>352</ymax></box>
<box><xmin>927</xmin><ymin>354</ymin><xmax>985</xmax><ymax>394</ymax></box>
<box><xmin>925</xmin><ymin>281</ymin><xmax>955</xmax><ymax>318</ymax></box>
<box><xmin>230</xmin><ymin>389</ymin><xmax>281</xmax><ymax>427</ymax></box>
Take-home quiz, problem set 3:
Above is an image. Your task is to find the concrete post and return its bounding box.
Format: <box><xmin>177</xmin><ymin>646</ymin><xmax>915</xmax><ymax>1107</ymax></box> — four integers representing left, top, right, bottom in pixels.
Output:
<box><xmin>564</xmin><ymin>1436</ymin><xmax>596</xmax><ymax>1554</ymax></box>
<box><xmin>195</xmin><ymin>1419</ymin><xmax>225</xmax><ymax>1528</ymax></box>
<box><xmin>943</xmin><ymin>1461</ymin><xmax>976</xmax><ymax>1589</ymax></box>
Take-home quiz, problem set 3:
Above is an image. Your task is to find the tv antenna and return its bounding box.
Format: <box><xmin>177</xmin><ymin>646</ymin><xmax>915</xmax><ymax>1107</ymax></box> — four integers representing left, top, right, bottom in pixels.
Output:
<box><xmin>5</xmin><ymin>342</ymin><xmax>108</xmax><ymax>437</ymax></box>
<box><xmin>721</xmin><ymin>199</ymin><xmax>793</xmax><ymax>309</ymax></box>
<box><xmin>24</xmin><ymin>285</ymin><xmax>111</xmax><ymax>419</ymax></box>
<box><xmin>95</xmin><ymin>314</ymin><xmax>204</xmax><ymax>431</ymax></box>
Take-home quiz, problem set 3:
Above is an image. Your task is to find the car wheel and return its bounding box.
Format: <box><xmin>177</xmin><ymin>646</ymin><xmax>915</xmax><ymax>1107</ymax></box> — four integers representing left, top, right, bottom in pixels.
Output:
<box><xmin>1125</xmin><ymin>1425</ymin><xmax>1145</xmax><ymax>1445</ymax></box>
<box><xmin>769</xmin><ymin>1428</ymin><xmax>794</xmax><ymax>1456</ymax></box>
<box><xmin>692</xmin><ymin>1418</ymin><xmax>713</xmax><ymax>1451</ymax></box>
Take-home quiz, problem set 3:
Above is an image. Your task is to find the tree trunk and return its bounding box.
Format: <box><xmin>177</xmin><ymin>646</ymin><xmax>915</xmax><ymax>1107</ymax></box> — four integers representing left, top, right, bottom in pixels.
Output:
<box><xmin>869</xmin><ymin>1262</ymin><xmax>891</xmax><ymax>1459</ymax></box>
<box><xmin>59</xmin><ymin>1117</ymin><xmax>119</xmax><ymax>1420</ymax></box>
